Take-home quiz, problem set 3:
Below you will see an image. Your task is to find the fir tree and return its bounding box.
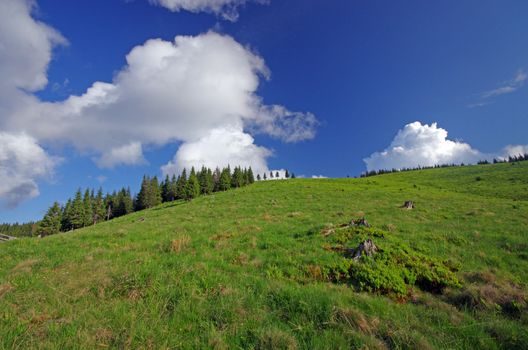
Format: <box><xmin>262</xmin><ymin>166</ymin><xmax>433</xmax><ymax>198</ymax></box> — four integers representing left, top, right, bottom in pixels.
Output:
<box><xmin>61</xmin><ymin>199</ymin><xmax>73</xmax><ymax>231</ymax></box>
<box><xmin>161</xmin><ymin>175</ymin><xmax>172</xmax><ymax>203</ymax></box>
<box><xmin>70</xmin><ymin>189</ymin><xmax>85</xmax><ymax>229</ymax></box>
<box><xmin>275</xmin><ymin>171</ymin><xmax>280</xmax><ymax>178</ymax></box>
<box><xmin>263</xmin><ymin>173</ymin><xmax>267</xmax><ymax>180</ymax></box>
<box><xmin>136</xmin><ymin>176</ymin><xmax>150</xmax><ymax>210</ymax></box>
<box><xmin>231</xmin><ymin>166</ymin><xmax>244</xmax><ymax>188</ymax></box>
<box><xmin>185</xmin><ymin>167</ymin><xmax>201</xmax><ymax>200</ymax></box>
<box><xmin>149</xmin><ymin>176</ymin><xmax>162</xmax><ymax>207</ymax></box>
<box><xmin>176</xmin><ymin>169</ymin><xmax>188</xmax><ymax>200</ymax></box>
<box><xmin>256</xmin><ymin>174</ymin><xmax>261</xmax><ymax>181</ymax></box>
<box><xmin>285</xmin><ymin>170</ymin><xmax>290</xmax><ymax>178</ymax></box>
<box><xmin>83</xmin><ymin>188</ymin><xmax>93</xmax><ymax>226</ymax></box>
<box><xmin>291</xmin><ymin>173</ymin><xmax>296</xmax><ymax>179</ymax></box>
<box><xmin>213</xmin><ymin>167</ymin><xmax>221</xmax><ymax>192</ymax></box>
<box><xmin>37</xmin><ymin>202</ymin><xmax>62</xmax><ymax>237</ymax></box>
<box><xmin>219</xmin><ymin>167</ymin><xmax>231</xmax><ymax>191</ymax></box>
<box><xmin>270</xmin><ymin>171</ymin><xmax>274</xmax><ymax>179</ymax></box>
<box><xmin>169</xmin><ymin>174</ymin><xmax>178</xmax><ymax>201</ymax></box>
<box><xmin>247</xmin><ymin>167</ymin><xmax>255</xmax><ymax>184</ymax></box>
<box><xmin>93</xmin><ymin>188</ymin><xmax>106</xmax><ymax>224</ymax></box>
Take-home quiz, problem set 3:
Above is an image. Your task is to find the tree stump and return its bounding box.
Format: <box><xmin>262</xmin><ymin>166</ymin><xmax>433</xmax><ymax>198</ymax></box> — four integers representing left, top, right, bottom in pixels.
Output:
<box><xmin>349</xmin><ymin>218</ymin><xmax>371</xmax><ymax>227</ymax></box>
<box><xmin>402</xmin><ymin>201</ymin><xmax>414</xmax><ymax>209</ymax></box>
<box><xmin>348</xmin><ymin>239</ymin><xmax>378</xmax><ymax>261</ymax></box>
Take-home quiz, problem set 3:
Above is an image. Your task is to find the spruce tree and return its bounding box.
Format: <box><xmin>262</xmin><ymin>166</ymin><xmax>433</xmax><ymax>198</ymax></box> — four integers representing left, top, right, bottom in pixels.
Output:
<box><xmin>285</xmin><ymin>170</ymin><xmax>290</xmax><ymax>178</ymax></box>
<box><xmin>150</xmin><ymin>176</ymin><xmax>162</xmax><ymax>207</ymax></box>
<box><xmin>219</xmin><ymin>167</ymin><xmax>231</xmax><ymax>191</ymax></box>
<box><xmin>270</xmin><ymin>171</ymin><xmax>274</xmax><ymax>179</ymax></box>
<box><xmin>161</xmin><ymin>175</ymin><xmax>171</xmax><ymax>203</ymax></box>
<box><xmin>169</xmin><ymin>174</ymin><xmax>178</xmax><ymax>201</ymax></box>
<box><xmin>93</xmin><ymin>188</ymin><xmax>106</xmax><ymax>224</ymax></box>
<box><xmin>231</xmin><ymin>166</ymin><xmax>244</xmax><ymax>188</ymax></box>
<box><xmin>70</xmin><ymin>189</ymin><xmax>85</xmax><ymax>229</ymax></box>
<box><xmin>37</xmin><ymin>202</ymin><xmax>62</xmax><ymax>237</ymax></box>
<box><xmin>263</xmin><ymin>173</ymin><xmax>267</xmax><ymax>180</ymax></box>
<box><xmin>206</xmin><ymin>168</ymin><xmax>214</xmax><ymax>194</ymax></box>
<box><xmin>136</xmin><ymin>176</ymin><xmax>150</xmax><ymax>210</ymax></box>
<box><xmin>176</xmin><ymin>169</ymin><xmax>187</xmax><ymax>200</ymax></box>
<box><xmin>247</xmin><ymin>167</ymin><xmax>255</xmax><ymax>184</ymax></box>
<box><xmin>185</xmin><ymin>167</ymin><xmax>201</xmax><ymax>200</ymax></box>
<box><xmin>256</xmin><ymin>174</ymin><xmax>261</xmax><ymax>181</ymax></box>
<box><xmin>83</xmin><ymin>188</ymin><xmax>93</xmax><ymax>226</ymax></box>
<box><xmin>61</xmin><ymin>199</ymin><xmax>73</xmax><ymax>231</ymax></box>
<box><xmin>275</xmin><ymin>171</ymin><xmax>280</xmax><ymax>178</ymax></box>
<box><xmin>213</xmin><ymin>167</ymin><xmax>221</xmax><ymax>192</ymax></box>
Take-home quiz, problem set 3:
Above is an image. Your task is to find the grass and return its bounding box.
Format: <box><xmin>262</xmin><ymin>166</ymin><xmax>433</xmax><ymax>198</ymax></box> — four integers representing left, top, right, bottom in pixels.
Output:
<box><xmin>0</xmin><ymin>162</ymin><xmax>527</xmax><ymax>349</ymax></box>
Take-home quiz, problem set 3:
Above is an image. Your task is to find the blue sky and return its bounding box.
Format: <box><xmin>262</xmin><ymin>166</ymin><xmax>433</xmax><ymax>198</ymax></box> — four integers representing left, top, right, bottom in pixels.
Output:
<box><xmin>1</xmin><ymin>0</ymin><xmax>527</xmax><ymax>223</ymax></box>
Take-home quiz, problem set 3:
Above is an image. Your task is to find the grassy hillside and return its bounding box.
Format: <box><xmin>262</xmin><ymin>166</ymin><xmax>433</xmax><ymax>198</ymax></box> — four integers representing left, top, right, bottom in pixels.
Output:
<box><xmin>1</xmin><ymin>162</ymin><xmax>527</xmax><ymax>349</ymax></box>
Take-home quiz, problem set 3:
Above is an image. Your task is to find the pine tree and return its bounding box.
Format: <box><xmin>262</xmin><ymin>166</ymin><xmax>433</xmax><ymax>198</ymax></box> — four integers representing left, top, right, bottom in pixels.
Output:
<box><xmin>176</xmin><ymin>169</ymin><xmax>187</xmax><ymax>200</ymax></box>
<box><xmin>83</xmin><ymin>188</ymin><xmax>93</xmax><ymax>226</ymax></box>
<box><xmin>169</xmin><ymin>174</ymin><xmax>178</xmax><ymax>201</ymax></box>
<box><xmin>37</xmin><ymin>202</ymin><xmax>62</xmax><ymax>237</ymax></box>
<box><xmin>270</xmin><ymin>171</ymin><xmax>274</xmax><ymax>179</ymax></box>
<box><xmin>219</xmin><ymin>167</ymin><xmax>231</xmax><ymax>191</ymax></box>
<box><xmin>275</xmin><ymin>171</ymin><xmax>280</xmax><ymax>178</ymax></box>
<box><xmin>213</xmin><ymin>167</ymin><xmax>221</xmax><ymax>192</ymax></box>
<box><xmin>150</xmin><ymin>176</ymin><xmax>162</xmax><ymax>207</ymax></box>
<box><xmin>136</xmin><ymin>176</ymin><xmax>150</xmax><ymax>210</ymax></box>
<box><xmin>161</xmin><ymin>175</ymin><xmax>171</xmax><ymax>203</ymax></box>
<box><xmin>247</xmin><ymin>167</ymin><xmax>255</xmax><ymax>184</ymax></box>
<box><xmin>93</xmin><ymin>188</ymin><xmax>106</xmax><ymax>224</ymax></box>
<box><xmin>61</xmin><ymin>199</ymin><xmax>73</xmax><ymax>231</ymax></box>
<box><xmin>285</xmin><ymin>170</ymin><xmax>290</xmax><ymax>178</ymax></box>
<box><xmin>291</xmin><ymin>172</ymin><xmax>296</xmax><ymax>179</ymax></box>
<box><xmin>256</xmin><ymin>174</ymin><xmax>261</xmax><ymax>181</ymax></box>
<box><xmin>206</xmin><ymin>168</ymin><xmax>214</xmax><ymax>194</ymax></box>
<box><xmin>70</xmin><ymin>189</ymin><xmax>85</xmax><ymax>229</ymax></box>
<box><xmin>231</xmin><ymin>166</ymin><xmax>244</xmax><ymax>188</ymax></box>
<box><xmin>263</xmin><ymin>173</ymin><xmax>267</xmax><ymax>180</ymax></box>
<box><xmin>185</xmin><ymin>167</ymin><xmax>201</xmax><ymax>200</ymax></box>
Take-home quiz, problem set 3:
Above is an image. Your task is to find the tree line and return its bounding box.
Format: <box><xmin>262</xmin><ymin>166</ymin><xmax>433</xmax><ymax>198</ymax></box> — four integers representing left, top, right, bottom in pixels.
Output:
<box><xmin>255</xmin><ymin>169</ymin><xmax>295</xmax><ymax>181</ymax></box>
<box><xmin>360</xmin><ymin>153</ymin><xmax>528</xmax><ymax>178</ymax></box>
<box><xmin>0</xmin><ymin>222</ymin><xmax>38</xmax><ymax>238</ymax></box>
<box><xmin>36</xmin><ymin>166</ymin><xmax>255</xmax><ymax>237</ymax></box>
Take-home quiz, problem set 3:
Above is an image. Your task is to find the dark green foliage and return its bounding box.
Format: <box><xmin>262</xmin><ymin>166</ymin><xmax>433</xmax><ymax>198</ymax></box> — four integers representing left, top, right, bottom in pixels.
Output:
<box><xmin>36</xmin><ymin>202</ymin><xmax>62</xmax><ymax>237</ymax></box>
<box><xmin>69</xmin><ymin>189</ymin><xmax>85</xmax><ymax>229</ymax></box>
<box><xmin>176</xmin><ymin>169</ymin><xmax>187</xmax><ymax>200</ymax></box>
<box><xmin>285</xmin><ymin>169</ymin><xmax>290</xmax><ymax>178</ymax></box>
<box><xmin>83</xmin><ymin>189</ymin><xmax>93</xmax><ymax>226</ymax></box>
<box><xmin>327</xmin><ymin>228</ymin><xmax>460</xmax><ymax>296</ymax></box>
<box><xmin>231</xmin><ymin>166</ymin><xmax>244</xmax><ymax>188</ymax></box>
<box><xmin>0</xmin><ymin>222</ymin><xmax>37</xmax><ymax>238</ymax></box>
<box><xmin>185</xmin><ymin>167</ymin><xmax>201</xmax><ymax>200</ymax></box>
<box><xmin>219</xmin><ymin>167</ymin><xmax>231</xmax><ymax>191</ymax></box>
<box><xmin>93</xmin><ymin>188</ymin><xmax>106</xmax><ymax>224</ymax></box>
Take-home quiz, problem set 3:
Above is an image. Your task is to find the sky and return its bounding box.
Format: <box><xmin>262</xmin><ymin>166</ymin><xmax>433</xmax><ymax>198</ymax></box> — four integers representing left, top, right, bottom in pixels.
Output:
<box><xmin>1</xmin><ymin>0</ymin><xmax>527</xmax><ymax>223</ymax></box>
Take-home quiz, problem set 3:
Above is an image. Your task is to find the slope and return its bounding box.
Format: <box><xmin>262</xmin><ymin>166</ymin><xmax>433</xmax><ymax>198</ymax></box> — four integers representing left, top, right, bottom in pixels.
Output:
<box><xmin>1</xmin><ymin>162</ymin><xmax>527</xmax><ymax>349</ymax></box>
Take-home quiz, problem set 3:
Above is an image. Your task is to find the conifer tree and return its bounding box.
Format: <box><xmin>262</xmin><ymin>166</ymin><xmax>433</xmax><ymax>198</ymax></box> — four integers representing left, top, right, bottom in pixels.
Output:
<box><xmin>285</xmin><ymin>170</ymin><xmax>290</xmax><ymax>178</ymax></box>
<box><xmin>185</xmin><ymin>167</ymin><xmax>201</xmax><ymax>200</ymax></box>
<box><xmin>231</xmin><ymin>166</ymin><xmax>244</xmax><ymax>188</ymax></box>
<box><xmin>213</xmin><ymin>167</ymin><xmax>221</xmax><ymax>192</ymax></box>
<box><xmin>270</xmin><ymin>171</ymin><xmax>274</xmax><ymax>178</ymax></box>
<box><xmin>83</xmin><ymin>188</ymin><xmax>93</xmax><ymax>226</ymax></box>
<box><xmin>61</xmin><ymin>199</ymin><xmax>73</xmax><ymax>231</ymax></box>
<box><xmin>247</xmin><ymin>167</ymin><xmax>255</xmax><ymax>184</ymax></box>
<box><xmin>93</xmin><ymin>188</ymin><xmax>106</xmax><ymax>224</ymax></box>
<box><xmin>263</xmin><ymin>173</ymin><xmax>267</xmax><ymax>180</ymax></box>
<box><xmin>219</xmin><ymin>167</ymin><xmax>231</xmax><ymax>191</ymax></box>
<box><xmin>206</xmin><ymin>167</ymin><xmax>214</xmax><ymax>194</ymax></box>
<box><xmin>136</xmin><ymin>176</ymin><xmax>150</xmax><ymax>210</ymax></box>
<box><xmin>150</xmin><ymin>176</ymin><xmax>162</xmax><ymax>207</ymax></box>
<box><xmin>37</xmin><ymin>202</ymin><xmax>62</xmax><ymax>237</ymax></box>
<box><xmin>256</xmin><ymin>174</ymin><xmax>261</xmax><ymax>181</ymax></box>
<box><xmin>291</xmin><ymin>173</ymin><xmax>296</xmax><ymax>179</ymax></box>
<box><xmin>275</xmin><ymin>171</ymin><xmax>280</xmax><ymax>178</ymax></box>
<box><xmin>161</xmin><ymin>175</ymin><xmax>171</xmax><ymax>203</ymax></box>
<box><xmin>169</xmin><ymin>174</ymin><xmax>178</xmax><ymax>201</ymax></box>
<box><xmin>70</xmin><ymin>189</ymin><xmax>85</xmax><ymax>229</ymax></box>
<box><xmin>176</xmin><ymin>169</ymin><xmax>187</xmax><ymax>200</ymax></box>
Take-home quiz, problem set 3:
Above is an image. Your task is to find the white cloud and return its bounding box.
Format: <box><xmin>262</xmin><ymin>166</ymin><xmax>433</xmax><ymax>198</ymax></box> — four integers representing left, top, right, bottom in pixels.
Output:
<box><xmin>95</xmin><ymin>142</ymin><xmax>146</xmax><ymax>168</ymax></box>
<box><xmin>148</xmin><ymin>0</ymin><xmax>266</xmax><ymax>21</ymax></box>
<box><xmin>471</xmin><ymin>70</ymin><xmax>527</xmax><ymax>107</ymax></box>
<box><xmin>311</xmin><ymin>175</ymin><xmax>327</xmax><ymax>179</ymax></box>
<box><xmin>162</xmin><ymin>126</ymin><xmax>271</xmax><ymax>176</ymax></box>
<box><xmin>364</xmin><ymin>122</ymin><xmax>482</xmax><ymax>171</ymax></box>
<box><xmin>0</xmin><ymin>132</ymin><xmax>58</xmax><ymax>208</ymax></box>
<box><xmin>1</xmin><ymin>1</ymin><xmax>317</xmax><ymax>205</ymax></box>
<box><xmin>502</xmin><ymin>145</ymin><xmax>528</xmax><ymax>158</ymax></box>
<box><xmin>1</xmin><ymin>29</ymin><xmax>317</xmax><ymax>169</ymax></box>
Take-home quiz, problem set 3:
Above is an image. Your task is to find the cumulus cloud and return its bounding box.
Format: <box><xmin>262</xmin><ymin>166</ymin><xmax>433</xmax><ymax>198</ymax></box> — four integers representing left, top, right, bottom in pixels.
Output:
<box><xmin>148</xmin><ymin>0</ymin><xmax>266</xmax><ymax>21</ymax></box>
<box><xmin>0</xmin><ymin>1</ymin><xmax>317</xmax><ymax>205</ymax></box>
<box><xmin>162</xmin><ymin>126</ymin><xmax>271</xmax><ymax>176</ymax></box>
<box><xmin>2</xmin><ymin>30</ymin><xmax>317</xmax><ymax>169</ymax></box>
<box><xmin>501</xmin><ymin>145</ymin><xmax>528</xmax><ymax>158</ymax></box>
<box><xmin>364</xmin><ymin>122</ymin><xmax>482</xmax><ymax>171</ymax></box>
<box><xmin>0</xmin><ymin>132</ymin><xmax>58</xmax><ymax>208</ymax></box>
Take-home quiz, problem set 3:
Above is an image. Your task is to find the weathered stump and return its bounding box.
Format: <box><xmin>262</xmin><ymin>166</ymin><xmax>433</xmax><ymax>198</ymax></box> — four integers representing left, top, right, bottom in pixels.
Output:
<box><xmin>348</xmin><ymin>239</ymin><xmax>378</xmax><ymax>261</ymax></box>
<box><xmin>349</xmin><ymin>218</ymin><xmax>371</xmax><ymax>227</ymax></box>
<box><xmin>402</xmin><ymin>201</ymin><xmax>414</xmax><ymax>209</ymax></box>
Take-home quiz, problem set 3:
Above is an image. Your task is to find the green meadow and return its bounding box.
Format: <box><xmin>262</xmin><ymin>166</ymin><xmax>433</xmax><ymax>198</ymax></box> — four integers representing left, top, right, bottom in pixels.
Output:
<box><xmin>1</xmin><ymin>162</ymin><xmax>527</xmax><ymax>349</ymax></box>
